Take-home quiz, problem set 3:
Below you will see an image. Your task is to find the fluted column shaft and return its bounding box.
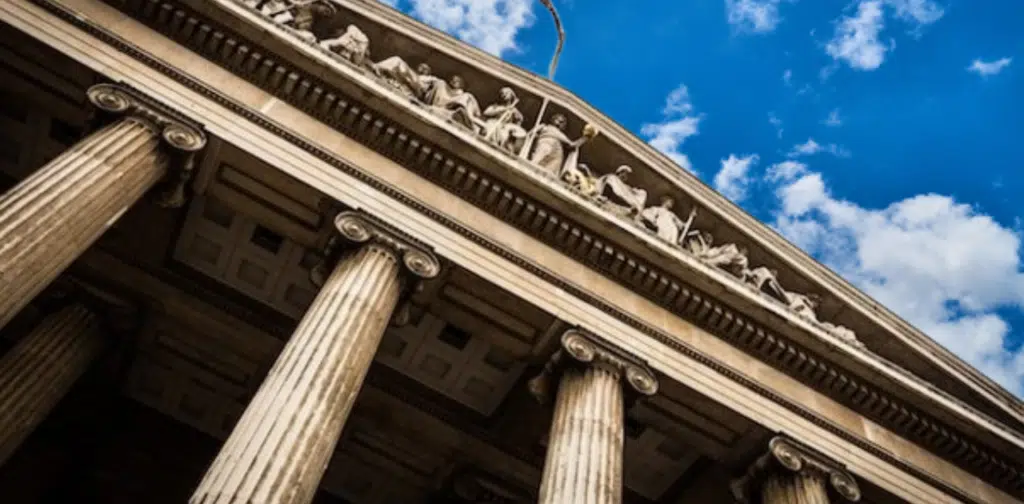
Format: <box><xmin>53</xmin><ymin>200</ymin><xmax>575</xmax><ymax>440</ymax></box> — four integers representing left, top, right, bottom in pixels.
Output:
<box><xmin>762</xmin><ymin>472</ymin><xmax>830</xmax><ymax>504</ymax></box>
<box><xmin>538</xmin><ymin>365</ymin><xmax>625</xmax><ymax>504</ymax></box>
<box><xmin>0</xmin><ymin>119</ymin><xmax>165</xmax><ymax>327</ymax></box>
<box><xmin>0</xmin><ymin>303</ymin><xmax>104</xmax><ymax>465</ymax></box>
<box><xmin>192</xmin><ymin>244</ymin><xmax>406</xmax><ymax>504</ymax></box>
<box><xmin>0</xmin><ymin>83</ymin><xmax>205</xmax><ymax>330</ymax></box>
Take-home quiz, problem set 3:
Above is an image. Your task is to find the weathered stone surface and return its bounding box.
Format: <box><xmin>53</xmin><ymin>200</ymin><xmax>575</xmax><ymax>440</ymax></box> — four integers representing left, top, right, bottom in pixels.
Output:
<box><xmin>0</xmin><ymin>303</ymin><xmax>104</xmax><ymax>465</ymax></box>
<box><xmin>762</xmin><ymin>472</ymin><xmax>830</xmax><ymax>504</ymax></box>
<box><xmin>538</xmin><ymin>365</ymin><xmax>625</xmax><ymax>504</ymax></box>
<box><xmin>534</xmin><ymin>330</ymin><xmax>658</xmax><ymax>504</ymax></box>
<box><xmin>732</xmin><ymin>436</ymin><xmax>861</xmax><ymax>504</ymax></box>
<box><xmin>0</xmin><ymin>83</ymin><xmax>204</xmax><ymax>329</ymax></box>
<box><xmin>191</xmin><ymin>212</ymin><xmax>439</xmax><ymax>504</ymax></box>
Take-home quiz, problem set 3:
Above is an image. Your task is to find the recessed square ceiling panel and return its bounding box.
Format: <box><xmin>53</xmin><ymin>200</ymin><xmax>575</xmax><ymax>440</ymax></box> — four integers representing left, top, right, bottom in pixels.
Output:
<box><xmin>174</xmin><ymin>195</ymin><xmax>320</xmax><ymax>319</ymax></box>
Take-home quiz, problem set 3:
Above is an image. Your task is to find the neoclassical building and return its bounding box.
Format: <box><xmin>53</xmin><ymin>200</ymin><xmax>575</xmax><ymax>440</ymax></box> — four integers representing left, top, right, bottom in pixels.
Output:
<box><xmin>0</xmin><ymin>1</ymin><xmax>1021</xmax><ymax>503</ymax></box>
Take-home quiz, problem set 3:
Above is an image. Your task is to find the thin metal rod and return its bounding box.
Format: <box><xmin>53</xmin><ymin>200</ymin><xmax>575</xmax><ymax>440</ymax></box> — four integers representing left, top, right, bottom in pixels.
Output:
<box><xmin>538</xmin><ymin>0</ymin><xmax>565</xmax><ymax>81</ymax></box>
<box><xmin>526</xmin><ymin>0</ymin><xmax>564</xmax><ymax>134</ymax></box>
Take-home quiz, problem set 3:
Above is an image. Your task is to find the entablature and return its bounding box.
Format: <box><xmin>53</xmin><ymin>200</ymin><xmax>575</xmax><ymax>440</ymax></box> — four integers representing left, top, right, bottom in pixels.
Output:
<box><xmin>26</xmin><ymin>0</ymin><xmax>1024</xmax><ymax>498</ymax></box>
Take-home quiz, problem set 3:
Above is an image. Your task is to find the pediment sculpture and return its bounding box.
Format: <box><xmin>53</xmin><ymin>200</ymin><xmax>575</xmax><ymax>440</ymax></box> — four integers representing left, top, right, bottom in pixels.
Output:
<box><xmin>320</xmin><ymin>24</ymin><xmax>370</xmax><ymax>66</ymax></box>
<box><xmin>684</xmin><ymin>230</ymin><xmax>751</xmax><ymax>279</ymax></box>
<box><xmin>522</xmin><ymin>113</ymin><xmax>597</xmax><ymax>178</ymax></box>
<box><xmin>594</xmin><ymin>165</ymin><xmax>647</xmax><ymax>217</ymax></box>
<box><xmin>244</xmin><ymin>0</ymin><xmax>337</xmax><ymax>43</ymax></box>
<box><xmin>423</xmin><ymin>75</ymin><xmax>482</xmax><ymax>131</ymax></box>
<box><xmin>638</xmin><ymin>196</ymin><xmax>699</xmax><ymax>245</ymax></box>
<box><xmin>237</xmin><ymin>0</ymin><xmax>864</xmax><ymax>348</ymax></box>
<box><xmin>478</xmin><ymin>87</ymin><xmax>529</xmax><ymax>155</ymax></box>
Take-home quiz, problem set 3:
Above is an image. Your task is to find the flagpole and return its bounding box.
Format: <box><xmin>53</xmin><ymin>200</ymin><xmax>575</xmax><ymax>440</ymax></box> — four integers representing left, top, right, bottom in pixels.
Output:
<box><xmin>530</xmin><ymin>0</ymin><xmax>565</xmax><ymax>131</ymax></box>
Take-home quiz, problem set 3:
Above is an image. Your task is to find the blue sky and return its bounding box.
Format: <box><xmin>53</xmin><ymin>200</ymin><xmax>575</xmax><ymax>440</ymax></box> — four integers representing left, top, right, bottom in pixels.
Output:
<box><xmin>381</xmin><ymin>0</ymin><xmax>1024</xmax><ymax>395</ymax></box>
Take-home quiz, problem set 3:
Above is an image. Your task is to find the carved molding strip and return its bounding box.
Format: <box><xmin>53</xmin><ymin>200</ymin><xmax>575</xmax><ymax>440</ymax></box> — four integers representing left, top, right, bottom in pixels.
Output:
<box><xmin>731</xmin><ymin>435</ymin><xmax>861</xmax><ymax>503</ymax></box>
<box><xmin>34</xmin><ymin>0</ymin><xmax>1015</xmax><ymax>498</ymax></box>
<box><xmin>87</xmin><ymin>82</ymin><xmax>207</xmax><ymax>208</ymax></box>
<box><xmin>527</xmin><ymin>328</ymin><xmax>659</xmax><ymax>404</ymax></box>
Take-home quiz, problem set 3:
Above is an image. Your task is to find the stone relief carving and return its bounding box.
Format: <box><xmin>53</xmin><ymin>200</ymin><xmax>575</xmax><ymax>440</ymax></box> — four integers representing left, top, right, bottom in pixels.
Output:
<box><xmin>479</xmin><ymin>87</ymin><xmax>528</xmax><ymax>154</ymax></box>
<box><xmin>320</xmin><ymin>24</ymin><xmax>370</xmax><ymax>66</ymax></box>
<box><xmin>522</xmin><ymin>113</ymin><xmax>597</xmax><ymax>177</ymax></box>
<box><xmin>237</xmin><ymin>0</ymin><xmax>864</xmax><ymax>348</ymax></box>
<box><xmin>244</xmin><ymin>0</ymin><xmax>337</xmax><ymax>43</ymax></box>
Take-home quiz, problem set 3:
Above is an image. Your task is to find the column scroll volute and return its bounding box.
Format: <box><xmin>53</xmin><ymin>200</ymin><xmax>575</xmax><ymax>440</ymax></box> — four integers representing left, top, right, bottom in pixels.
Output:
<box><xmin>731</xmin><ymin>435</ymin><xmax>862</xmax><ymax>504</ymax></box>
<box><xmin>85</xmin><ymin>83</ymin><xmax>208</xmax><ymax>208</ymax></box>
<box><xmin>528</xmin><ymin>327</ymin><xmax>659</xmax><ymax>405</ymax></box>
<box><xmin>309</xmin><ymin>209</ymin><xmax>442</xmax><ymax>292</ymax></box>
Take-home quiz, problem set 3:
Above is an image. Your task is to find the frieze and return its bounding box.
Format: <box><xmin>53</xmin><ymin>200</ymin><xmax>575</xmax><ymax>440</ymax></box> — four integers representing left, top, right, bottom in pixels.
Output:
<box><xmin>61</xmin><ymin>0</ymin><xmax>1024</xmax><ymax>497</ymax></box>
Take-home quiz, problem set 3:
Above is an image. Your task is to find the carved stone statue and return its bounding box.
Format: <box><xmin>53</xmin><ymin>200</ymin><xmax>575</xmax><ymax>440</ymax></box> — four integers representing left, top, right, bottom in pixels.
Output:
<box><xmin>478</xmin><ymin>87</ymin><xmax>528</xmax><ymax>154</ymax></box>
<box><xmin>320</xmin><ymin>25</ymin><xmax>370</xmax><ymax>66</ymax></box>
<box><xmin>822</xmin><ymin>322</ymin><xmax>861</xmax><ymax>346</ymax></box>
<box><xmin>777</xmin><ymin>287</ymin><xmax>862</xmax><ymax>345</ymax></box>
<box><xmin>251</xmin><ymin>0</ymin><xmax>336</xmax><ymax>43</ymax></box>
<box><xmin>524</xmin><ymin>114</ymin><xmax>594</xmax><ymax>177</ymax></box>
<box><xmin>639</xmin><ymin>196</ymin><xmax>688</xmax><ymax>244</ymax></box>
<box><xmin>784</xmin><ymin>291</ymin><xmax>821</xmax><ymax>320</ymax></box>
<box><xmin>371</xmin><ymin>57</ymin><xmax>442</xmax><ymax>102</ymax></box>
<box><xmin>561</xmin><ymin>162</ymin><xmax>599</xmax><ymax>198</ymax></box>
<box><xmin>423</xmin><ymin>75</ymin><xmax>482</xmax><ymax>131</ymax></box>
<box><xmin>244</xmin><ymin>0</ymin><xmax>291</xmax><ymax>23</ymax></box>
<box><xmin>595</xmin><ymin>165</ymin><xmax>648</xmax><ymax>217</ymax></box>
<box><xmin>685</xmin><ymin>231</ymin><xmax>751</xmax><ymax>278</ymax></box>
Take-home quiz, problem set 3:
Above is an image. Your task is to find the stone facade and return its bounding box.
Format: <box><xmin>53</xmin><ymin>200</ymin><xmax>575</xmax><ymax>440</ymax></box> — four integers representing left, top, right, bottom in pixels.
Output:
<box><xmin>0</xmin><ymin>0</ymin><xmax>1021</xmax><ymax>503</ymax></box>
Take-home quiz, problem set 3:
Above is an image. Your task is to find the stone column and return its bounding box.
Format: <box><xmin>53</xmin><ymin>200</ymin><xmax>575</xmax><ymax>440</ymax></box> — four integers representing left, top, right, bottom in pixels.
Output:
<box><xmin>731</xmin><ymin>436</ymin><xmax>861</xmax><ymax>504</ymax></box>
<box><xmin>529</xmin><ymin>329</ymin><xmax>659</xmax><ymax>504</ymax></box>
<box><xmin>0</xmin><ymin>83</ymin><xmax>205</xmax><ymax>329</ymax></box>
<box><xmin>0</xmin><ymin>303</ymin><xmax>105</xmax><ymax>465</ymax></box>
<box><xmin>191</xmin><ymin>211</ymin><xmax>441</xmax><ymax>504</ymax></box>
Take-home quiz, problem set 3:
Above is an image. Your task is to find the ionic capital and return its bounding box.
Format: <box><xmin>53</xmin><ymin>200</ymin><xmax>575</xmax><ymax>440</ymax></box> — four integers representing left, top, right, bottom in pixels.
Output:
<box><xmin>86</xmin><ymin>83</ymin><xmax>207</xmax><ymax>208</ymax></box>
<box><xmin>310</xmin><ymin>210</ymin><xmax>442</xmax><ymax>286</ymax></box>
<box><xmin>528</xmin><ymin>328</ymin><xmax>659</xmax><ymax>404</ymax></box>
<box><xmin>730</xmin><ymin>435</ymin><xmax>861</xmax><ymax>503</ymax></box>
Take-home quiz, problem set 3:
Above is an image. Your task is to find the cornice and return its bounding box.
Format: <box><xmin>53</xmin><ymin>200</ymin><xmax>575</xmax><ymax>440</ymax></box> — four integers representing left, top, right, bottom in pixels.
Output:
<box><xmin>37</xmin><ymin>0</ymin><xmax>1021</xmax><ymax>497</ymax></box>
<box><xmin>339</xmin><ymin>0</ymin><xmax>1024</xmax><ymax>426</ymax></box>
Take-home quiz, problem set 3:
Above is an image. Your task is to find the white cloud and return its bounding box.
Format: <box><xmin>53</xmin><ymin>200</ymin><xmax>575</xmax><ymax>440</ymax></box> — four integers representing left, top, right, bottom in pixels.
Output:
<box><xmin>408</xmin><ymin>0</ymin><xmax>534</xmax><ymax>56</ymax></box>
<box><xmin>885</xmin><ymin>0</ymin><xmax>944</xmax><ymax>25</ymax></box>
<box><xmin>768</xmin><ymin>167</ymin><xmax>1024</xmax><ymax>394</ymax></box>
<box><xmin>766</xmin><ymin>160</ymin><xmax>808</xmax><ymax>182</ymax></box>
<box><xmin>714</xmin><ymin>154</ymin><xmax>760</xmax><ymax>202</ymax></box>
<box><xmin>768</xmin><ymin>113</ymin><xmax>784</xmax><ymax>138</ymax></box>
<box><xmin>968</xmin><ymin>57</ymin><xmax>1013</xmax><ymax>77</ymax></box>
<box><xmin>782</xmin><ymin>69</ymin><xmax>793</xmax><ymax>85</ymax></box>
<box><xmin>641</xmin><ymin>85</ymin><xmax>703</xmax><ymax>173</ymax></box>
<box><xmin>825</xmin><ymin>0</ymin><xmax>943</xmax><ymax>71</ymax></box>
<box><xmin>825</xmin><ymin>1</ymin><xmax>889</xmax><ymax>71</ymax></box>
<box><xmin>823</xmin><ymin>108</ymin><xmax>843</xmax><ymax>127</ymax></box>
<box><xmin>788</xmin><ymin>138</ymin><xmax>850</xmax><ymax>158</ymax></box>
<box><xmin>725</xmin><ymin>0</ymin><xmax>786</xmax><ymax>34</ymax></box>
